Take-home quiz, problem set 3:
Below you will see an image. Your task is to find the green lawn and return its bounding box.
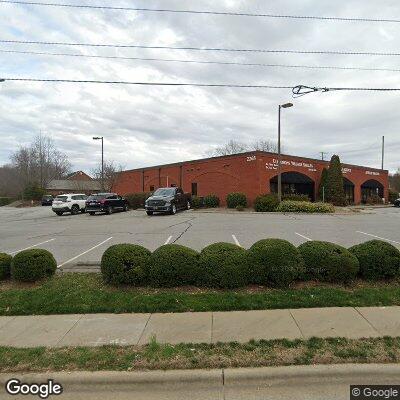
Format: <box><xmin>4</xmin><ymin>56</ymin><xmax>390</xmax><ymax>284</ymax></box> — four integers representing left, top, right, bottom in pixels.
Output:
<box><xmin>1</xmin><ymin>273</ymin><xmax>400</xmax><ymax>315</ymax></box>
<box><xmin>1</xmin><ymin>336</ymin><xmax>399</xmax><ymax>372</ymax></box>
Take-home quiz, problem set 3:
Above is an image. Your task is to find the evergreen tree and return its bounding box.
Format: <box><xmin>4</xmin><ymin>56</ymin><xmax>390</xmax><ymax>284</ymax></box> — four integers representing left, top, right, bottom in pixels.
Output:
<box><xmin>318</xmin><ymin>167</ymin><xmax>328</xmax><ymax>201</ymax></box>
<box><xmin>326</xmin><ymin>155</ymin><xmax>346</xmax><ymax>206</ymax></box>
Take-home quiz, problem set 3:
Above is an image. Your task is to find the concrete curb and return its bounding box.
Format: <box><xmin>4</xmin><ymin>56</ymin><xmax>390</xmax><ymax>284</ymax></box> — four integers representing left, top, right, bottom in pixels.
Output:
<box><xmin>1</xmin><ymin>364</ymin><xmax>400</xmax><ymax>385</ymax></box>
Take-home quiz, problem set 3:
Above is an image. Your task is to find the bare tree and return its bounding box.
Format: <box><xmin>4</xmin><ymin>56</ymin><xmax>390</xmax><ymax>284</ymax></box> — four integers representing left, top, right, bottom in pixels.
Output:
<box><xmin>10</xmin><ymin>134</ymin><xmax>71</xmax><ymax>189</ymax></box>
<box><xmin>207</xmin><ymin>139</ymin><xmax>279</xmax><ymax>157</ymax></box>
<box><xmin>251</xmin><ymin>139</ymin><xmax>278</xmax><ymax>153</ymax></box>
<box><xmin>91</xmin><ymin>160</ymin><xmax>124</xmax><ymax>192</ymax></box>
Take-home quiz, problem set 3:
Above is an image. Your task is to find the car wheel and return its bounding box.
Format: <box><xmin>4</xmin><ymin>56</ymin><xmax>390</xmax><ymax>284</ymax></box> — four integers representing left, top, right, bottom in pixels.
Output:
<box><xmin>89</xmin><ymin>212</ymin><xmax>95</xmax><ymax>216</ymax></box>
<box><xmin>170</xmin><ymin>204</ymin><xmax>177</xmax><ymax>215</ymax></box>
<box><xmin>146</xmin><ymin>211</ymin><xmax>153</xmax><ymax>216</ymax></box>
<box><xmin>106</xmin><ymin>206</ymin><xmax>113</xmax><ymax>215</ymax></box>
<box><xmin>80</xmin><ymin>208</ymin><xmax>86</xmax><ymax>213</ymax></box>
<box><xmin>71</xmin><ymin>205</ymin><xmax>79</xmax><ymax>215</ymax></box>
<box><xmin>186</xmin><ymin>200</ymin><xmax>191</xmax><ymax>210</ymax></box>
<box><xmin>56</xmin><ymin>211</ymin><xmax>63</xmax><ymax>216</ymax></box>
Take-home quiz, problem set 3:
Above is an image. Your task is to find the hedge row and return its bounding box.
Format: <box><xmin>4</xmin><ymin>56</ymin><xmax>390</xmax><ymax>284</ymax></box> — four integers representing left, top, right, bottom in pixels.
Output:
<box><xmin>0</xmin><ymin>249</ymin><xmax>56</xmax><ymax>282</ymax></box>
<box><xmin>101</xmin><ymin>239</ymin><xmax>400</xmax><ymax>289</ymax></box>
<box><xmin>191</xmin><ymin>194</ymin><xmax>220</xmax><ymax>209</ymax></box>
<box><xmin>0</xmin><ymin>197</ymin><xmax>12</xmax><ymax>207</ymax></box>
<box><xmin>254</xmin><ymin>194</ymin><xmax>335</xmax><ymax>213</ymax></box>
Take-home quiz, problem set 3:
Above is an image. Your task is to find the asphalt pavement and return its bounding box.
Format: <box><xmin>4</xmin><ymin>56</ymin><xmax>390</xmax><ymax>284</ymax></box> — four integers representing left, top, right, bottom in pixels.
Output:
<box><xmin>0</xmin><ymin>206</ymin><xmax>399</xmax><ymax>269</ymax></box>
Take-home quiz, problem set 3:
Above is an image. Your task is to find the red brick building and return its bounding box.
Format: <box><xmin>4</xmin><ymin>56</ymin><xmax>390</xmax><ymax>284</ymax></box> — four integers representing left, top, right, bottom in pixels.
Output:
<box><xmin>113</xmin><ymin>151</ymin><xmax>389</xmax><ymax>205</ymax></box>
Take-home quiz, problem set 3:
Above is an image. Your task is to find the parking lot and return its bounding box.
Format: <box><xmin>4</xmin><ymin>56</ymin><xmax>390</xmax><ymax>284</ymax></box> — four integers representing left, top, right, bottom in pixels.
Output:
<box><xmin>0</xmin><ymin>206</ymin><xmax>399</xmax><ymax>270</ymax></box>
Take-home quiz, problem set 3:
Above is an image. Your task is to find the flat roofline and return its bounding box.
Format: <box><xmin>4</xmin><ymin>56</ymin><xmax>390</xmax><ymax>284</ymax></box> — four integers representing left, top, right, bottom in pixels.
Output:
<box><xmin>121</xmin><ymin>151</ymin><xmax>388</xmax><ymax>174</ymax></box>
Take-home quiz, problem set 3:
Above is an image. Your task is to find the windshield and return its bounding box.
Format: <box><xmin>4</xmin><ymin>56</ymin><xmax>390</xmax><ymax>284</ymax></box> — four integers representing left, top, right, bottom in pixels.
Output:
<box><xmin>87</xmin><ymin>194</ymin><xmax>106</xmax><ymax>201</ymax></box>
<box><xmin>55</xmin><ymin>196</ymin><xmax>67</xmax><ymax>201</ymax></box>
<box><xmin>153</xmin><ymin>188</ymin><xmax>176</xmax><ymax>196</ymax></box>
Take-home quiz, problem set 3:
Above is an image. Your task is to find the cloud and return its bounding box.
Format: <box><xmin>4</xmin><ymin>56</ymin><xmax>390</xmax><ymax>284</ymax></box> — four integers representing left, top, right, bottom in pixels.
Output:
<box><xmin>0</xmin><ymin>0</ymin><xmax>399</xmax><ymax>172</ymax></box>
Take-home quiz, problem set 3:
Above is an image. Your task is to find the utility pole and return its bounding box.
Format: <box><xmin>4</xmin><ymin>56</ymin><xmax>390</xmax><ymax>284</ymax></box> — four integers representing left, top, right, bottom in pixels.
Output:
<box><xmin>381</xmin><ymin>136</ymin><xmax>385</xmax><ymax>170</ymax></box>
<box><xmin>320</xmin><ymin>152</ymin><xmax>328</xmax><ymax>161</ymax></box>
<box><xmin>277</xmin><ymin>103</ymin><xmax>293</xmax><ymax>202</ymax></box>
<box><xmin>93</xmin><ymin>137</ymin><xmax>104</xmax><ymax>190</ymax></box>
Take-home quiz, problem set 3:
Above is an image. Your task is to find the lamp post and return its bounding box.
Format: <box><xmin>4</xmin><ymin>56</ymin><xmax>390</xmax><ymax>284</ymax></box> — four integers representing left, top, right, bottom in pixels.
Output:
<box><xmin>277</xmin><ymin>103</ymin><xmax>293</xmax><ymax>202</ymax></box>
<box><xmin>93</xmin><ymin>136</ymin><xmax>104</xmax><ymax>190</ymax></box>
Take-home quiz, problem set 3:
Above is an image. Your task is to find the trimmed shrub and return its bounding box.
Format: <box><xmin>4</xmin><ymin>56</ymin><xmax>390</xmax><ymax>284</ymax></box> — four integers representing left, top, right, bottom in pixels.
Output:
<box><xmin>318</xmin><ymin>167</ymin><xmax>328</xmax><ymax>201</ymax></box>
<box><xmin>125</xmin><ymin>192</ymin><xmax>152</xmax><ymax>209</ymax></box>
<box><xmin>389</xmin><ymin>189</ymin><xmax>399</xmax><ymax>204</ymax></box>
<box><xmin>282</xmin><ymin>193</ymin><xmax>310</xmax><ymax>202</ymax></box>
<box><xmin>365</xmin><ymin>194</ymin><xmax>384</xmax><ymax>205</ymax></box>
<box><xmin>276</xmin><ymin>201</ymin><xmax>335</xmax><ymax>213</ymax></box>
<box><xmin>298</xmin><ymin>241</ymin><xmax>359</xmax><ymax>283</ymax></box>
<box><xmin>349</xmin><ymin>240</ymin><xmax>400</xmax><ymax>280</ymax></box>
<box><xmin>0</xmin><ymin>197</ymin><xmax>12</xmax><ymax>207</ymax></box>
<box><xmin>254</xmin><ymin>194</ymin><xmax>279</xmax><ymax>212</ymax></box>
<box><xmin>247</xmin><ymin>239</ymin><xmax>304</xmax><ymax>287</ymax></box>
<box><xmin>226</xmin><ymin>192</ymin><xmax>247</xmax><ymax>209</ymax></box>
<box><xmin>191</xmin><ymin>196</ymin><xmax>204</xmax><ymax>209</ymax></box>
<box><xmin>101</xmin><ymin>244</ymin><xmax>151</xmax><ymax>285</ymax></box>
<box><xmin>199</xmin><ymin>243</ymin><xmax>248</xmax><ymax>288</ymax></box>
<box><xmin>0</xmin><ymin>253</ymin><xmax>12</xmax><ymax>280</ymax></box>
<box><xmin>203</xmin><ymin>194</ymin><xmax>220</xmax><ymax>208</ymax></box>
<box><xmin>149</xmin><ymin>244</ymin><xmax>200</xmax><ymax>287</ymax></box>
<box><xmin>11</xmin><ymin>249</ymin><xmax>56</xmax><ymax>282</ymax></box>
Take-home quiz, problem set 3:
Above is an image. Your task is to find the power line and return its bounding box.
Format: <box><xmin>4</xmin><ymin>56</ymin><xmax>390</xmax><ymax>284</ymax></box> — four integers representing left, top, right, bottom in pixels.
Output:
<box><xmin>2</xmin><ymin>48</ymin><xmax>400</xmax><ymax>73</ymax></box>
<box><xmin>0</xmin><ymin>77</ymin><xmax>293</xmax><ymax>88</ymax></box>
<box><xmin>2</xmin><ymin>39</ymin><xmax>400</xmax><ymax>57</ymax></box>
<box><xmin>1</xmin><ymin>0</ymin><xmax>400</xmax><ymax>23</ymax></box>
<box><xmin>1</xmin><ymin>79</ymin><xmax>400</xmax><ymax>96</ymax></box>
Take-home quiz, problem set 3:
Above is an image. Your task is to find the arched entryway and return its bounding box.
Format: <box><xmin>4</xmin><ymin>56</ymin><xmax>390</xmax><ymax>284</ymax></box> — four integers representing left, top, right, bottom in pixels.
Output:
<box><xmin>361</xmin><ymin>179</ymin><xmax>384</xmax><ymax>203</ymax></box>
<box><xmin>270</xmin><ymin>172</ymin><xmax>315</xmax><ymax>201</ymax></box>
<box><xmin>343</xmin><ymin>177</ymin><xmax>355</xmax><ymax>204</ymax></box>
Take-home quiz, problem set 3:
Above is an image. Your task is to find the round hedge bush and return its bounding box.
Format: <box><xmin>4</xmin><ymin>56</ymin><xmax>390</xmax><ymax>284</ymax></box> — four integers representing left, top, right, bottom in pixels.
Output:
<box><xmin>298</xmin><ymin>241</ymin><xmax>359</xmax><ymax>283</ymax></box>
<box><xmin>11</xmin><ymin>249</ymin><xmax>56</xmax><ymax>282</ymax></box>
<box><xmin>0</xmin><ymin>253</ymin><xmax>12</xmax><ymax>280</ymax></box>
<box><xmin>247</xmin><ymin>239</ymin><xmax>304</xmax><ymax>287</ymax></box>
<box><xmin>254</xmin><ymin>194</ymin><xmax>279</xmax><ymax>212</ymax></box>
<box><xmin>203</xmin><ymin>194</ymin><xmax>220</xmax><ymax>208</ymax></box>
<box><xmin>226</xmin><ymin>192</ymin><xmax>247</xmax><ymax>209</ymax></box>
<box><xmin>199</xmin><ymin>242</ymin><xmax>248</xmax><ymax>288</ymax></box>
<box><xmin>101</xmin><ymin>243</ymin><xmax>151</xmax><ymax>285</ymax></box>
<box><xmin>148</xmin><ymin>244</ymin><xmax>200</xmax><ymax>287</ymax></box>
<box><xmin>349</xmin><ymin>240</ymin><xmax>400</xmax><ymax>280</ymax></box>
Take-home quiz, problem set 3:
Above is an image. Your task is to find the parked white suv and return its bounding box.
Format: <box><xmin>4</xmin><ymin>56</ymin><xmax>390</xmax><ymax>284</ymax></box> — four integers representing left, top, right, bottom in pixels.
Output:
<box><xmin>52</xmin><ymin>194</ymin><xmax>88</xmax><ymax>216</ymax></box>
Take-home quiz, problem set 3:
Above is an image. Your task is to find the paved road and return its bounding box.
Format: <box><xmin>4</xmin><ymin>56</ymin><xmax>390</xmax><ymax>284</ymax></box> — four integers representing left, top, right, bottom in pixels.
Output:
<box><xmin>0</xmin><ymin>206</ymin><xmax>399</xmax><ymax>268</ymax></box>
<box><xmin>1</xmin><ymin>364</ymin><xmax>399</xmax><ymax>399</ymax></box>
<box><xmin>0</xmin><ymin>306</ymin><xmax>399</xmax><ymax>347</ymax></box>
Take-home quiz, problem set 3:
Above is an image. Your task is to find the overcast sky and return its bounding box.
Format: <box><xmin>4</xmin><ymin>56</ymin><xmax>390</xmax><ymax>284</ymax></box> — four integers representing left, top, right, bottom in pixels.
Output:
<box><xmin>1</xmin><ymin>0</ymin><xmax>400</xmax><ymax>173</ymax></box>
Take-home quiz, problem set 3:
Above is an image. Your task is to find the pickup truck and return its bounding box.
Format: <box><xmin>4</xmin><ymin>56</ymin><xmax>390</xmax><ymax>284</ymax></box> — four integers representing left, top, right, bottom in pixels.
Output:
<box><xmin>145</xmin><ymin>187</ymin><xmax>191</xmax><ymax>215</ymax></box>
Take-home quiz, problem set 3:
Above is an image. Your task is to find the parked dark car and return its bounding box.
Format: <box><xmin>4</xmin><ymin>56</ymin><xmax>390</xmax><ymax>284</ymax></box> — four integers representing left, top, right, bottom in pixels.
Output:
<box><xmin>41</xmin><ymin>195</ymin><xmax>54</xmax><ymax>206</ymax></box>
<box><xmin>145</xmin><ymin>187</ymin><xmax>191</xmax><ymax>215</ymax></box>
<box><xmin>85</xmin><ymin>193</ymin><xmax>129</xmax><ymax>215</ymax></box>
<box><xmin>394</xmin><ymin>198</ymin><xmax>400</xmax><ymax>207</ymax></box>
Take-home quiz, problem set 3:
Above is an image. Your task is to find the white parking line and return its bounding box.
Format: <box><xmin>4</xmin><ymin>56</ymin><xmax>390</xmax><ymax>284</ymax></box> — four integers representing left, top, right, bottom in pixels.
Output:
<box><xmin>57</xmin><ymin>237</ymin><xmax>113</xmax><ymax>269</ymax></box>
<box><xmin>294</xmin><ymin>232</ymin><xmax>312</xmax><ymax>241</ymax></box>
<box><xmin>164</xmin><ymin>236</ymin><xmax>173</xmax><ymax>245</ymax></box>
<box><xmin>9</xmin><ymin>239</ymin><xmax>56</xmax><ymax>255</ymax></box>
<box><xmin>232</xmin><ymin>234</ymin><xmax>242</xmax><ymax>247</ymax></box>
<box><xmin>356</xmin><ymin>231</ymin><xmax>400</xmax><ymax>245</ymax></box>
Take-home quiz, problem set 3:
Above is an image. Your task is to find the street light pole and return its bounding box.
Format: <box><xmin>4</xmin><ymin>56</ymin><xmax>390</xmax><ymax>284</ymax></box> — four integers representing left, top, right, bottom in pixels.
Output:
<box><xmin>93</xmin><ymin>136</ymin><xmax>104</xmax><ymax>190</ymax></box>
<box><xmin>277</xmin><ymin>103</ymin><xmax>293</xmax><ymax>203</ymax></box>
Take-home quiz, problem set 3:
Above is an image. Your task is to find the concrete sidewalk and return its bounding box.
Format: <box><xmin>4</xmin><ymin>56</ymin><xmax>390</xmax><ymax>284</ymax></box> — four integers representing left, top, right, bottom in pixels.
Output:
<box><xmin>0</xmin><ymin>306</ymin><xmax>399</xmax><ymax>348</ymax></box>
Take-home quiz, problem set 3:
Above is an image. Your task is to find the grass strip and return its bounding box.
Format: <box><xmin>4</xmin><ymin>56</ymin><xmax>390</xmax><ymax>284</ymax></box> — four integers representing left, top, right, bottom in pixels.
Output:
<box><xmin>0</xmin><ymin>336</ymin><xmax>399</xmax><ymax>372</ymax></box>
<box><xmin>1</xmin><ymin>274</ymin><xmax>400</xmax><ymax>316</ymax></box>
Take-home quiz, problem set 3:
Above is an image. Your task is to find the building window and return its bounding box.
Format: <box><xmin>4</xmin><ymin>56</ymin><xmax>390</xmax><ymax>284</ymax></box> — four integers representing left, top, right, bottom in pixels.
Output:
<box><xmin>150</xmin><ymin>185</ymin><xmax>155</xmax><ymax>191</ymax></box>
<box><xmin>191</xmin><ymin>182</ymin><xmax>198</xmax><ymax>196</ymax></box>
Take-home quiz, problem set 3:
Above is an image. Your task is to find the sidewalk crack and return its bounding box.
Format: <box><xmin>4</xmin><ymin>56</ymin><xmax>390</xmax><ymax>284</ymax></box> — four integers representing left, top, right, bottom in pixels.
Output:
<box><xmin>289</xmin><ymin>309</ymin><xmax>305</xmax><ymax>338</ymax></box>
<box><xmin>137</xmin><ymin>313</ymin><xmax>152</xmax><ymax>345</ymax></box>
<box><xmin>56</xmin><ymin>314</ymin><xmax>85</xmax><ymax>346</ymax></box>
<box><xmin>354</xmin><ymin>307</ymin><xmax>381</xmax><ymax>335</ymax></box>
